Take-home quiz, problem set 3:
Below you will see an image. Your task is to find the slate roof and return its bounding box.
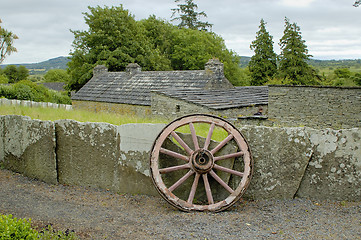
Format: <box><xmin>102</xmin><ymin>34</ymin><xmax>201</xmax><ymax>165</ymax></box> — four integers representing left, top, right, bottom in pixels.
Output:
<box><xmin>156</xmin><ymin>86</ymin><xmax>268</xmax><ymax>110</ymax></box>
<box><xmin>39</xmin><ymin>82</ymin><xmax>66</xmax><ymax>91</ymax></box>
<box><xmin>72</xmin><ymin>59</ymin><xmax>234</xmax><ymax>106</ymax></box>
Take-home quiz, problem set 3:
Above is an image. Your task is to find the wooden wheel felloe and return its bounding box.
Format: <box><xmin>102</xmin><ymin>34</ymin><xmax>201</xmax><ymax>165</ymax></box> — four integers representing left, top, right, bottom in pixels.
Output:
<box><xmin>150</xmin><ymin>114</ymin><xmax>253</xmax><ymax>212</ymax></box>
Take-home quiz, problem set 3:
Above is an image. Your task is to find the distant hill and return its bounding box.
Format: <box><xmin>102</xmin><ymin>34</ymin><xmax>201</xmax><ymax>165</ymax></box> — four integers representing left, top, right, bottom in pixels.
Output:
<box><xmin>2</xmin><ymin>56</ymin><xmax>360</xmax><ymax>74</ymax></box>
<box><xmin>239</xmin><ymin>56</ymin><xmax>361</xmax><ymax>69</ymax></box>
<box><xmin>239</xmin><ymin>56</ymin><xmax>251</xmax><ymax>68</ymax></box>
<box><xmin>0</xmin><ymin>56</ymin><xmax>70</xmax><ymax>75</ymax></box>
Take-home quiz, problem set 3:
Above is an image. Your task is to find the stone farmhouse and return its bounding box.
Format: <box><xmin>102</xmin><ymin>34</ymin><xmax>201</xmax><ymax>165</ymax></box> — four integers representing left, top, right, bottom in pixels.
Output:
<box><xmin>72</xmin><ymin>58</ymin><xmax>360</xmax><ymax>129</ymax></box>
<box><xmin>72</xmin><ymin>59</ymin><xmax>268</xmax><ymax>119</ymax></box>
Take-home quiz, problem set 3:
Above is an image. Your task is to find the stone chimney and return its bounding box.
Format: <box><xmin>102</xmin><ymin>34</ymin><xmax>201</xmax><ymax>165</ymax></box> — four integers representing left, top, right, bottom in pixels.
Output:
<box><xmin>204</xmin><ymin>59</ymin><xmax>234</xmax><ymax>89</ymax></box>
<box><xmin>126</xmin><ymin>63</ymin><xmax>142</xmax><ymax>74</ymax></box>
<box><xmin>205</xmin><ymin>58</ymin><xmax>224</xmax><ymax>79</ymax></box>
<box><xmin>93</xmin><ymin>65</ymin><xmax>108</xmax><ymax>77</ymax></box>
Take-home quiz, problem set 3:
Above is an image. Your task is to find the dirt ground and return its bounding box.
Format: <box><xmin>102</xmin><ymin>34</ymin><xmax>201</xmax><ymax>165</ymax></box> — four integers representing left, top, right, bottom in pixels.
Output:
<box><xmin>0</xmin><ymin>168</ymin><xmax>360</xmax><ymax>239</ymax></box>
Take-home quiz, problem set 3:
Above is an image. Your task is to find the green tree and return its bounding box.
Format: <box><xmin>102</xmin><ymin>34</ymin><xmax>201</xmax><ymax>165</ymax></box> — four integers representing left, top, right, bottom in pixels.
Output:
<box><xmin>67</xmin><ymin>5</ymin><xmax>171</xmax><ymax>91</ymax></box>
<box><xmin>334</xmin><ymin>68</ymin><xmax>351</xmax><ymax>78</ymax></box>
<box><xmin>278</xmin><ymin>17</ymin><xmax>317</xmax><ymax>85</ymax></box>
<box><xmin>170</xmin><ymin>28</ymin><xmax>243</xmax><ymax>85</ymax></box>
<box><xmin>44</xmin><ymin>69</ymin><xmax>70</xmax><ymax>82</ymax></box>
<box><xmin>139</xmin><ymin>15</ymin><xmax>174</xmax><ymax>68</ymax></box>
<box><xmin>17</xmin><ymin>65</ymin><xmax>29</xmax><ymax>81</ymax></box>
<box><xmin>141</xmin><ymin>15</ymin><xmax>243</xmax><ymax>85</ymax></box>
<box><xmin>249</xmin><ymin>19</ymin><xmax>277</xmax><ymax>85</ymax></box>
<box><xmin>3</xmin><ymin>65</ymin><xmax>17</xmax><ymax>83</ymax></box>
<box><xmin>171</xmin><ymin>0</ymin><xmax>213</xmax><ymax>31</ymax></box>
<box><xmin>67</xmin><ymin>5</ymin><xmax>244</xmax><ymax>91</ymax></box>
<box><xmin>354</xmin><ymin>0</ymin><xmax>360</xmax><ymax>7</ymax></box>
<box><xmin>0</xmin><ymin>19</ymin><xmax>18</xmax><ymax>64</ymax></box>
<box><xmin>0</xmin><ymin>74</ymin><xmax>8</xmax><ymax>83</ymax></box>
<box><xmin>352</xmin><ymin>73</ymin><xmax>361</xmax><ymax>85</ymax></box>
<box><xmin>3</xmin><ymin>65</ymin><xmax>28</xmax><ymax>83</ymax></box>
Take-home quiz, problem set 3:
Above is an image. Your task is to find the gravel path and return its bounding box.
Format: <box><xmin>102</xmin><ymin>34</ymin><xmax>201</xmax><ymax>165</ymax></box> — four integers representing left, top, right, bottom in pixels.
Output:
<box><xmin>0</xmin><ymin>168</ymin><xmax>360</xmax><ymax>239</ymax></box>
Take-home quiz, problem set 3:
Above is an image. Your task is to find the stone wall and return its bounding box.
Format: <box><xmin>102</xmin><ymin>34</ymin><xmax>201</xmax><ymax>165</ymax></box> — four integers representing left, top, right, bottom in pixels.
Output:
<box><xmin>151</xmin><ymin>92</ymin><xmax>268</xmax><ymax>120</ymax></box>
<box><xmin>72</xmin><ymin>100</ymin><xmax>151</xmax><ymax>116</ymax></box>
<box><xmin>268</xmin><ymin>85</ymin><xmax>361</xmax><ymax>129</ymax></box>
<box><xmin>0</xmin><ymin>98</ymin><xmax>72</xmax><ymax>110</ymax></box>
<box><xmin>1</xmin><ymin>114</ymin><xmax>360</xmax><ymax>201</ymax></box>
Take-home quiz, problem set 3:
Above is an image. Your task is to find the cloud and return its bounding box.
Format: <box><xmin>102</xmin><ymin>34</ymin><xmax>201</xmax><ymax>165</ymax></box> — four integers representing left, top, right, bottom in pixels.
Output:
<box><xmin>1</xmin><ymin>0</ymin><xmax>360</xmax><ymax>64</ymax></box>
<box><xmin>280</xmin><ymin>0</ymin><xmax>315</xmax><ymax>8</ymax></box>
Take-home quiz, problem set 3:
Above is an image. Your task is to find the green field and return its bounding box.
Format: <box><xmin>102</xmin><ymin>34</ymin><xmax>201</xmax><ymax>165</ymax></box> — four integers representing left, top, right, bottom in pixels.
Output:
<box><xmin>0</xmin><ymin>105</ymin><xmax>166</xmax><ymax>125</ymax></box>
<box><xmin>0</xmin><ymin>105</ymin><xmax>229</xmax><ymax>142</ymax></box>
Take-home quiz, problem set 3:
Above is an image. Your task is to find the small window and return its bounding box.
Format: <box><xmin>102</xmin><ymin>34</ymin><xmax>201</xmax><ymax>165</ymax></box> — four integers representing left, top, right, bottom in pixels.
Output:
<box><xmin>176</xmin><ymin>105</ymin><xmax>180</xmax><ymax>112</ymax></box>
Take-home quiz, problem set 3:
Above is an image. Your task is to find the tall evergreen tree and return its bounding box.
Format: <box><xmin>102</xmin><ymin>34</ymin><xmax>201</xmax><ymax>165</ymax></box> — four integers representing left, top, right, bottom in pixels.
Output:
<box><xmin>249</xmin><ymin>19</ymin><xmax>277</xmax><ymax>85</ymax></box>
<box><xmin>171</xmin><ymin>0</ymin><xmax>213</xmax><ymax>31</ymax></box>
<box><xmin>278</xmin><ymin>17</ymin><xmax>317</xmax><ymax>85</ymax></box>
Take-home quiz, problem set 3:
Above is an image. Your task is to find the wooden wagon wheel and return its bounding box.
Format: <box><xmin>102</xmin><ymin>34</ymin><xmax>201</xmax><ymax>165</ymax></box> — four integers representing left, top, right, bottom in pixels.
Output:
<box><xmin>150</xmin><ymin>114</ymin><xmax>253</xmax><ymax>212</ymax></box>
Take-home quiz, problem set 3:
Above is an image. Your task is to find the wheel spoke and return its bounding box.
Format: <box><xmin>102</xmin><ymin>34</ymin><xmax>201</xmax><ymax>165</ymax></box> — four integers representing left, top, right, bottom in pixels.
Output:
<box><xmin>187</xmin><ymin>173</ymin><xmax>200</xmax><ymax>203</ymax></box>
<box><xmin>159</xmin><ymin>163</ymin><xmax>191</xmax><ymax>174</ymax></box>
<box><xmin>168</xmin><ymin>170</ymin><xmax>194</xmax><ymax>192</ymax></box>
<box><xmin>202</xmin><ymin>174</ymin><xmax>214</xmax><ymax>204</ymax></box>
<box><xmin>210</xmin><ymin>134</ymin><xmax>234</xmax><ymax>155</ymax></box>
<box><xmin>150</xmin><ymin>114</ymin><xmax>253</xmax><ymax>212</ymax></box>
<box><xmin>171</xmin><ymin>131</ymin><xmax>193</xmax><ymax>155</ymax></box>
<box><xmin>160</xmin><ymin>148</ymin><xmax>189</xmax><ymax>162</ymax></box>
<box><xmin>213</xmin><ymin>164</ymin><xmax>244</xmax><ymax>177</ymax></box>
<box><xmin>214</xmin><ymin>151</ymin><xmax>244</xmax><ymax>162</ymax></box>
<box><xmin>204</xmin><ymin>123</ymin><xmax>215</xmax><ymax>150</ymax></box>
<box><xmin>209</xmin><ymin>170</ymin><xmax>234</xmax><ymax>194</ymax></box>
<box><xmin>189</xmin><ymin>123</ymin><xmax>200</xmax><ymax>150</ymax></box>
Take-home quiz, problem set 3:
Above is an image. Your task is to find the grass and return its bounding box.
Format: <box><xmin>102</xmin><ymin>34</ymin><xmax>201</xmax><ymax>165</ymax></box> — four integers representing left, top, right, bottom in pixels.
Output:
<box><xmin>0</xmin><ymin>105</ymin><xmax>167</xmax><ymax>126</ymax></box>
<box><xmin>0</xmin><ymin>105</ymin><xmax>229</xmax><ymax>142</ymax></box>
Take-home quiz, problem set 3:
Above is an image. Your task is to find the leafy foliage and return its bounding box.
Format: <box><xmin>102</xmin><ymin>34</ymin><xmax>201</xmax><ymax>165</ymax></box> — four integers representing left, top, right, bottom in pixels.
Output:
<box><xmin>2</xmin><ymin>65</ymin><xmax>29</xmax><ymax>83</ymax></box>
<box><xmin>0</xmin><ymin>80</ymin><xmax>71</xmax><ymax>104</ymax></box>
<box><xmin>0</xmin><ymin>214</ymin><xmax>38</xmax><ymax>239</ymax></box>
<box><xmin>249</xmin><ymin>19</ymin><xmax>277</xmax><ymax>85</ymax></box>
<box><xmin>0</xmin><ymin>73</ymin><xmax>8</xmax><ymax>83</ymax></box>
<box><xmin>278</xmin><ymin>18</ymin><xmax>319</xmax><ymax>85</ymax></box>
<box><xmin>0</xmin><ymin>19</ymin><xmax>18</xmax><ymax>64</ymax></box>
<box><xmin>44</xmin><ymin>69</ymin><xmax>70</xmax><ymax>83</ymax></box>
<box><xmin>352</xmin><ymin>73</ymin><xmax>361</xmax><ymax>85</ymax></box>
<box><xmin>0</xmin><ymin>214</ymin><xmax>78</xmax><ymax>240</ymax></box>
<box><xmin>171</xmin><ymin>0</ymin><xmax>212</xmax><ymax>31</ymax></box>
<box><xmin>67</xmin><ymin>5</ymin><xmax>243</xmax><ymax>91</ymax></box>
<box><xmin>67</xmin><ymin>5</ymin><xmax>171</xmax><ymax>91</ymax></box>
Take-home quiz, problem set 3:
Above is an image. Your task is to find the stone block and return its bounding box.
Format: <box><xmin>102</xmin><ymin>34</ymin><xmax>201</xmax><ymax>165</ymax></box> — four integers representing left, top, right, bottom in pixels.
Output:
<box><xmin>116</xmin><ymin>123</ymin><xmax>165</xmax><ymax>195</ymax></box>
<box><xmin>56</xmin><ymin>120</ymin><xmax>119</xmax><ymax>190</ymax></box>
<box><xmin>55</xmin><ymin>121</ymin><xmax>165</xmax><ymax>195</ymax></box>
<box><xmin>296</xmin><ymin>128</ymin><xmax>361</xmax><ymax>201</ymax></box>
<box><xmin>2</xmin><ymin>115</ymin><xmax>57</xmax><ymax>184</ymax></box>
<box><xmin>0</xmin><ymin>98</ymin><xmax>11</xmax><ymax>105</ymax></box>
<box><xmin>0</xmin><ymin>116</ymin><xmax>4</xmax><ymax>163</ymax></box>
<box><xmin>239</xmin><ymin>126</ymin><xmax>312</xmax><ymax>200</ymax></box>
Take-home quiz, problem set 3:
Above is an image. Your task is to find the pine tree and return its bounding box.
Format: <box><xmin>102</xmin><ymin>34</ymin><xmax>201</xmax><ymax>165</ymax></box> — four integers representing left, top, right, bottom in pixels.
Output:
<box><xmin>278</xmin><ymin>17</ymin><xmax>317</xmax><ymax>85</ymax></box>
<box><xmin>249</xmin><ymin>19</ymin><xmax>277</xmax><ymax>85</ymax></box>
<box><xmin>171</xmin><ymin>0</ymin><xmax>213</xmax><ymax>31</ymax></box>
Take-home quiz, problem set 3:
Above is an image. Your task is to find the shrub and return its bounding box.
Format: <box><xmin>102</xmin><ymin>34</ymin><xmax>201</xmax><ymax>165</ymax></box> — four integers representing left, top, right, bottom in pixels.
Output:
<box><xmin>0</xmin><ymin>80</ymin><xmax>71</xmax><ymax>104</ymax></box>
<box><xmin>0</xmin><ymin>215</ymin><xmax>78</xmax><ymax>240</ymax></box>
<box><xmin>0</xmin><ymin>214</ymin><xmax>38</xmax><ymax>239</ymax></box>
<box><xmin>44</xmin><ymin>69</ymin><xmax>70</xmax><ymax>83</ymax></box>
<box><xmin>0</xmin><ymin>74</ymin><xmax>8</xmax><ymax>84</ymax></box>
<box><xmin>352</xmin><ymin>73</ymin><xmax>361</xmax><ymax>86</ymax></box>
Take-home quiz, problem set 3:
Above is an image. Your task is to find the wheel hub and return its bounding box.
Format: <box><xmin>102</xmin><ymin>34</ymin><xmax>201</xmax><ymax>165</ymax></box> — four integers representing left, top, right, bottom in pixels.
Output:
<box><xmin>191</xmin><ymin>149</ymin><xmax>214</xmax><ymax>173</ymax></box>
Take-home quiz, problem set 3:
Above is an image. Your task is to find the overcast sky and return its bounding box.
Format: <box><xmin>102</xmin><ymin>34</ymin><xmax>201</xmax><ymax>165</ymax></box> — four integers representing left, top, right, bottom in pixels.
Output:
<box><xmin>1</xmin><ymin>0</ymin><xmax>360</xmax><ymax>64</ymax></box>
